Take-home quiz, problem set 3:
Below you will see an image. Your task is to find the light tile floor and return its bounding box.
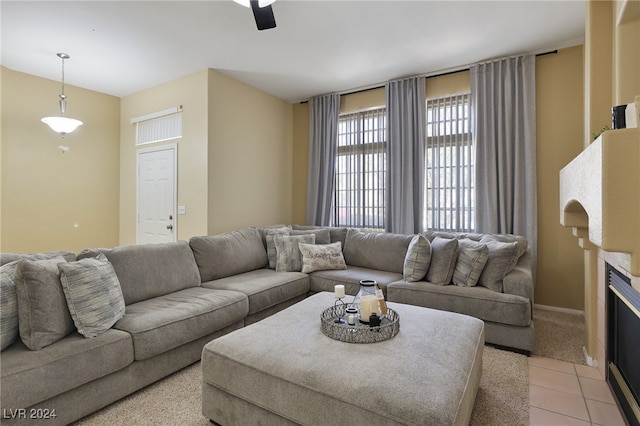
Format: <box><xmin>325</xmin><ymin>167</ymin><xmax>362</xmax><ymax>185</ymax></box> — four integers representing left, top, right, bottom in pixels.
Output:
<box><xmin>529</xmin><ymin>356</ymin><xmax>628</xmax><ymax>426</ymax></box>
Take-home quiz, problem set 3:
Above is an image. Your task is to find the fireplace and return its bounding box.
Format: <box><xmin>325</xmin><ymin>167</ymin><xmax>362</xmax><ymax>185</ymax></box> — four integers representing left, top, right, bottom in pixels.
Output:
<box><xmin>607</xmin><ymin>263</ymin><xmax>640</xmax><ymax>426</ymax></box>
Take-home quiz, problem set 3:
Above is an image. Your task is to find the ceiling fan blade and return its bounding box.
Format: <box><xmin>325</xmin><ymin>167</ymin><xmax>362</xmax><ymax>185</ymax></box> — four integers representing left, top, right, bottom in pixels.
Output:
<box><xmin>250</xmin><ymin>0</ymin><xmax>276</xmax><ymax>30</ymax></box>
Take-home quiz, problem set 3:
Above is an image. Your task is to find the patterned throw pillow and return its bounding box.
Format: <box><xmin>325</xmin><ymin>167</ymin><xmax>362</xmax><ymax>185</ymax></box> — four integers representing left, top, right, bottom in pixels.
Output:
<box><xmin>425</xmin><ymin>237</ymin><xmax>459</xmax><ymax>285</ymax></box>
<box><xmin>15</xmin><ymin>257</ymin><xmax>74</xmax><ymax>350</ymax></box>
<box><xmin>0</xmin><ymin>261</ymin><xmax>20</xmax><ymax>351</ymax></box>
<box><xmin>265</xmin><ymin>228</ymin><xmax>291</xmax><ymax>269</ymax></box>
<box><xmin>452</xmin><ymin>239</ymin><xmax>489</xmax><ymax>287</ymax></box>
<box><xmin>403</xmin><ymin>234</ymin><xmax>431</xmax><ymax>282</ymax></box>
<box><xmin>58</xmin><ymin>253</ymin><xmax>126</xmax><ymax>338</ymax></box>
<box><xmin>273</xmin><ymin>234</ymin><xmax>315</xmax><ymax>272</ymax></box>
<box><xmin>298</xmin><ymin>242</ymin><xmax>347</xmax><ymax>274</ymax></box>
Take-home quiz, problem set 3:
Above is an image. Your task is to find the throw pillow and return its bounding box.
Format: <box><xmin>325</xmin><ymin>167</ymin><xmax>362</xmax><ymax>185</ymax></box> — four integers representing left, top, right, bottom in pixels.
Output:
<box><xmin>484</xmin><ymin>233</ymin><xmax>528</xmax><ymax>258</ymax></box>
<box><xmin>0</xmin><ymin>261</ymin><xmax>20</xmax><ymax>351</ymax></box>
<box><xmin>290</xmin><ymin>228</ymin><xmax>331</xmax><ymax>244</ymax></box>
<box><xmin>425</xmin><ymin>237</ymin><xmax>459</xmax><ymax>285</ymax></box>
<box><xmin>403</xmin><ymin>234</ymin><xmax>431</xmax><ymax>282</ymax></box>
<box><xmin>15</xmin><ymin>257</ymin><xmax>75</xmax><ymax>350</ymax></box>
<box><xmin>265</xmin><ymin>228</ymin><xmax>291</xmax><ymax>269</ymax></box>
<box><xmin>477</xmin><ymin>237</ymin><xmax>520</xmax><ymax>292</ymax></box>
<box><xmin>452</xmin><ymin>239</ymin><xmax>489</xmax><ymax>287</ymax></box>
<box><xmin>58</xmin><ymin>253</ymin><xmax>126</xmax><ymax>338</ymax></box>
<box><xmin>273</xmin><ymin>234</ymin><xmax>315</xmax><ymax>272</ymax></box>
<box><xmin>298</xmin><ymin>242</ymin><xmax>347</xmax><ymax>274</ymax></box>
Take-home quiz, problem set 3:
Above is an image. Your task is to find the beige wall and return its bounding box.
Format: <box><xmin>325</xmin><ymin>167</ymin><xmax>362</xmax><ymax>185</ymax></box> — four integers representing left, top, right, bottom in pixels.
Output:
<box><xmin>207</xmin><ymin>70</ymin><xmax>293</xmax><ymax>234</ymax></box>
<box><xmin>1</xmin><ymin>67</ymin><xmax>120</xmax><ymax>253</ymax></box>
<box><xmin>120</xmin><ymin>70</ymin><xmax>210</xmax><ymax>245</ymax></box>
<box><xmin>120</xmin><ymin>69</ymin><xmax>294</xmax><ymax>243</ymax></box>
<box><xmin>292</xmin><ymin>103</ymin><xmax>309</xmax><ymax>225</ymax></box>
<box><xmin>536</xmin><ymin>46</ymin><xmax>586</xmax><ymax>309</ymax></box>
<box><xmin>291</xmin><ymin>46</ymin><xmax>586</xmax><ymax>310</ymax></box>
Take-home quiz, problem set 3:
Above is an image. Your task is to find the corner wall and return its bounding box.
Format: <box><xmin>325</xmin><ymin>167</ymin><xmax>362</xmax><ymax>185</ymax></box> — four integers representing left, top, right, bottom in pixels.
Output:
<box><xmin>207</xmin><ymin>70</ymin><xmax>293</xmax><ymax>234</ymax></box>
<box><xmin>1</xmin><ymin>67</ymin><xmax>120</xmax><ymax>253</ymax></box>
<box><xmin>119</xmin><ymin>70</ymin><xmax>210</xmax><ymax>245</ymax></box>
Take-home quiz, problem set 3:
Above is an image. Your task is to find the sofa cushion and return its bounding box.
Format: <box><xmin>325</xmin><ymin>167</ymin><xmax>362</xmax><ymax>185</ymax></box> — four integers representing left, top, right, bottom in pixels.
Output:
<box><xmin>273</xmin><ymin>234</ymin><xmax>315</xmax><ymax>272</ymax></box>
<box><xmin>309</xmin><ymin>266</ymin><xmax>404</xmax><ymax>296</ymax></box>
<box><xmin>0</xmin><ymin>261</ymin><xmax>20</xmax><ymax>351</ymax></box>
<box><xmin>0</xmin><ymin>329</ymin><xmax>133</xmax><ymax>410</ymax></box>
<box><xmin>79</xmin><ymin>241</ymin><xmax>202</xmax><ymax>305</ymax></box>
<box><xmin>0</xmin><ymin>250</ymin><xmax>76</xmax><ymax>266</ymax></box>
<box><xmin>343</xmin><ymin>229</ymin><xmax>413</xmax><ymax>274</ymax></box>
<box><xmin>477</xmin><ymin>237</ymin><xmax>520</xmax><ymax>292</ymax></box>
<box><xmin>201</xmin><ymin>269</ymin><xmax>309</xmax><ymax>316</ymax></box>
<box><xmin>114</xmin><ymin>287</ymin><xmax>248</xmax><ymax>361</ymax></box>
<box><xmin>15</xmin><ymin>257</ymin><xmax>75</xmax><ymax>351</ymax></box>
<box><xmin>403</xmin><ymin>234</ymin><xmax>431</xmax><ymax>282</ymax></box>
<box><xmin>387</xmin><ymin>280</ymin><xmax>531</xmax><ymax>327</ymax></box>
<box><xmin>58</xmin><ymin>254</ymin><xmax>126</xmax><ymax>338</ymax></box>
<box><xmin>452</xmin><ymin>239</ymin><xmax>489</xmax><ymax>287</ymax></box>
<box><xmin>299</xmin><ymin>242</ymin><xmax>347</xmax><ymax>274</ymax></box>
<box><xmin>425</xmin><ymin>237</ymin><xmax>459</xmax><ymax>285</ymax></box>
<box><xmin>190</xmin><ymin>228</ymin><xmax>268</xmax><ymax>281</ymax></box>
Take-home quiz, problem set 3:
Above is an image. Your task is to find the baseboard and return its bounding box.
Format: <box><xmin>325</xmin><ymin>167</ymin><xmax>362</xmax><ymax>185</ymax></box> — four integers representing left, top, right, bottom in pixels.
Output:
<box><xmin>583</xmin><ymin>346</ymin><xmax>599</xmax><ymax>367</ymax></box>
<box><xmin>534</xmin><ymin>303</ymin><xmax>584</xmax><ymax>316</ymax></box>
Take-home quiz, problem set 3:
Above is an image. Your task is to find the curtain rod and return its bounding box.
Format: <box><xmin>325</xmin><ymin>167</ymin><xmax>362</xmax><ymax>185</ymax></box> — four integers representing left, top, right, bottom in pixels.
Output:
<box><xmin>300</xmin><ymin>49</ymin><xmax>557</xmax><ymax>104</ymax></box>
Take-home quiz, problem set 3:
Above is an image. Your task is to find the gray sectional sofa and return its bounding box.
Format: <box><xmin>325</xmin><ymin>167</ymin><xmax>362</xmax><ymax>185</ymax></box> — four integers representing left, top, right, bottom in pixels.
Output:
<box><xmin>0</xmin><ymin>225</ymin><xmax>533</xmax><ymax>425</ymax></box>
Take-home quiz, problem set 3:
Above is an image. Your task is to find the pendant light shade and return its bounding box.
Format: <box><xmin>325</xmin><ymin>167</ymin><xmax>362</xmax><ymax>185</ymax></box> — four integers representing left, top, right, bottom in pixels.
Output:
<box><xmin>41</xmin><ymin>116</ymin><xmax>83</xmax><ymax>135</ymax></box>
<box><xmin>41</xmin><ymin>53</ymin><xmax>83</xmax><ymax>137</ymax></box>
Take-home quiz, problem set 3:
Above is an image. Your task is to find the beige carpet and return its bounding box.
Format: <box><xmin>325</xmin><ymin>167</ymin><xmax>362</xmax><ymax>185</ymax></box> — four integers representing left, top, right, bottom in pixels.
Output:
<box><xmin>75</xmin><ymin>308</ymin><xmax>584</xmax><ymax>426</ymax></box>
<box><xmin>533</xmin><ymin>307</ymin><xmax>586</xmax><ymax>365</ymax></box>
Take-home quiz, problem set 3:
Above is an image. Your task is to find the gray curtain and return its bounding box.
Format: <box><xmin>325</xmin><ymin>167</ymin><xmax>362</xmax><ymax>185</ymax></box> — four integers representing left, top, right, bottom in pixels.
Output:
<box><xmin>385</xmin><ymin>76</ymin><xmax>426</xmax><ymax>234</ymax></box>
<box><xmin>306</xmin><ymin>93</ymin><xmax>341</xmax><ymax>226</ymax></box>
<box><xmin>471</xmin><ymin>55</ymin><xmax>537</xmax><ymax>268</ymax></box>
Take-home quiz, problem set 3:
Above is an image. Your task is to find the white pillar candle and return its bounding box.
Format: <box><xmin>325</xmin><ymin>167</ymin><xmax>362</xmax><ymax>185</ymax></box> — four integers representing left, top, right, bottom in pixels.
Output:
<box><xmin>348</xmin><ymin>314</ymin><xmax>355</xmax><ymax>325</ymax></box>
<box><xmin>334</xmin><ymin>284</ymin><xmax>345</xmax><ymax>299</ymax></box>
<box><xmin>359</xmin><ymin>295</ymin><xmax>378</xmax><ymax>322</ymax></box>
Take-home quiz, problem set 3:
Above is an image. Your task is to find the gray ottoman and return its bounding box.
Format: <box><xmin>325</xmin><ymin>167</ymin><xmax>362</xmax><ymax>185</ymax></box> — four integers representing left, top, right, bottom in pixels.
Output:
<box><xmin>202</xmin><ymin>292</ymin><xmax>484</xmax><ymax>425</ymax></box>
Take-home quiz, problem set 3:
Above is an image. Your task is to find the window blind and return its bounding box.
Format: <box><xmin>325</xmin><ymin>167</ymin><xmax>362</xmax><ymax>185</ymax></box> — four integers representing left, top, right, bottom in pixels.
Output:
<box><xmin>132</xmin><ymin>106</ymin><xmax>183</xmax><ymax>146</ymax></box>
<box><xmin>333</xmin><ymin>107</ymin><xmax>386</xmax><ymax>230</ymax></box>
<box><xmin>424</xmin><ymin>93</ymin><xmax>474</xmax><ymax>232</ymax></box>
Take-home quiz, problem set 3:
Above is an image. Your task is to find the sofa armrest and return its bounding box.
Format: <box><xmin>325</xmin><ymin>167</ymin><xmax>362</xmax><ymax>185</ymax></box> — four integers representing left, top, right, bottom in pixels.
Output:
<box><xmin>502</xmin><ymin>249</ymin><xmax>534</xmax><ymax>314</ymax></box>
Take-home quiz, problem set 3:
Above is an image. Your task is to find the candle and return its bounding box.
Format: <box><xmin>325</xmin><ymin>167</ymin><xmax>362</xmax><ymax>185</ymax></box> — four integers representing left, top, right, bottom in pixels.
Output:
<box><xmin>334</xmin><ymin>284</ymin><xmax>345</xmax><ymax>299</ymax></box>
<box><xmin>348</xmin><ymin>314</ymin><xmax>355</xmax><ymax>325</ymax></box>
<box><xmin>359</xmin><ymin>295</ymin><xmax>378</xmax><ymax>323</ymax></box>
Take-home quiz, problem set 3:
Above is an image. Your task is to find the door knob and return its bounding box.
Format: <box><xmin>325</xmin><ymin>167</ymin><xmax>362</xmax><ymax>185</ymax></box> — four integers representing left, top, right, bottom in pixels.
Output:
<box><xmin>167</xmin><ymin>224</ymin><xmax>173</xmax><ymax>230</ymax></box>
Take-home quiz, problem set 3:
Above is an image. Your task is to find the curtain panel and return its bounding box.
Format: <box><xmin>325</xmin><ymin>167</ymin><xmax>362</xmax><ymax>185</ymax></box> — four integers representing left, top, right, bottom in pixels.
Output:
<box><xmin>306</xmin><ymin>93</ymin><xmax>341</xmax><ymax>226</ymax></box>
<box><xmin>385</xmin><ymin>76</ymin><xmax>426</xmax><ymax>234</ymax></box>
<box><xmin>471</xmin><ymin>54</ymin><xmax>537</xmax><ymax>270</ymax></box>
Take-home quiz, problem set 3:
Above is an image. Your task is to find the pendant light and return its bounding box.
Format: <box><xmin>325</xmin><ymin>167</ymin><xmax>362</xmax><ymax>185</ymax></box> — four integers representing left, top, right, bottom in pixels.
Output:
<box><xmin>41</xmin><ymin>53</ymin><xmax>83</xmax><ymax>137</ymax></box>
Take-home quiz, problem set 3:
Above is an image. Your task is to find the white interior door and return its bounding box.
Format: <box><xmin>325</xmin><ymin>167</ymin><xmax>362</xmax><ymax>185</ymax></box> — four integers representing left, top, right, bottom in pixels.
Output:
<box><xmin>137</xmin><ymin>144</ymin><xmax>177</xmax><ymax>244</ymax></box>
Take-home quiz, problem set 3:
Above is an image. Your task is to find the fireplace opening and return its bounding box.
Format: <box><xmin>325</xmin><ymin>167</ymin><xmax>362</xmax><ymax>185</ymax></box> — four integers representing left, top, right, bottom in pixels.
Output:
<box><xmin>607</xmin><ymin>263</ymin><xmax>640</xmax><ymax>426</ymax></box>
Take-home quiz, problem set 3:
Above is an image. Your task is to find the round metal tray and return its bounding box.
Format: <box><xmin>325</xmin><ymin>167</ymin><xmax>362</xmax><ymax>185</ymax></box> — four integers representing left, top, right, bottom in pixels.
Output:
<box><xmin>320</xmin><ymin>304</ymin><xmax>400</xmax><ymax>344</ymax></box>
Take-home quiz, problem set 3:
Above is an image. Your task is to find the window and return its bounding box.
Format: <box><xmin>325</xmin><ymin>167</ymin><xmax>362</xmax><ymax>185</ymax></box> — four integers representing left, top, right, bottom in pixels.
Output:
<box><xmin>332</xmin><ymin>107</ymin><xmax>386</xmax><ymax>229</ymax></box>
<box><xmin>424</xmin><ymin>93</ymin><xmax>474</xmax><ymax>232</ymax></box>
<box><xmin>131</xmin><ymin>106</ymin><xmax>183</xmax><ymax>146</ymax></box>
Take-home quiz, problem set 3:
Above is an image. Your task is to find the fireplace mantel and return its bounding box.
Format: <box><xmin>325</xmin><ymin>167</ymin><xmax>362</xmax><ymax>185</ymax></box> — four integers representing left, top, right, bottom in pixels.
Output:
<box><xmin>560</xmin><ymin>128</ymin><xmax>640</xmax><ymax>276</ymax></box>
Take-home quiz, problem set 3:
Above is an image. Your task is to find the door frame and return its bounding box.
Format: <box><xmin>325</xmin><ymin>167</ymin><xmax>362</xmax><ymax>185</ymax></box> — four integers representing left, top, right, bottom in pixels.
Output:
<box><xmin>136</xmin><ymin>143</ymin><xmax>178</xmax><ymax>244</ymax></box>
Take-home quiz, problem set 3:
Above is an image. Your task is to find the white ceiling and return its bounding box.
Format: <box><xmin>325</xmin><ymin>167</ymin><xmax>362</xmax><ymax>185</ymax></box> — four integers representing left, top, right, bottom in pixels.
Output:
<box><xmin>1</xmin><ymin>0</ymin><xmax>586</xmax><ymax>103</ymax></box>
